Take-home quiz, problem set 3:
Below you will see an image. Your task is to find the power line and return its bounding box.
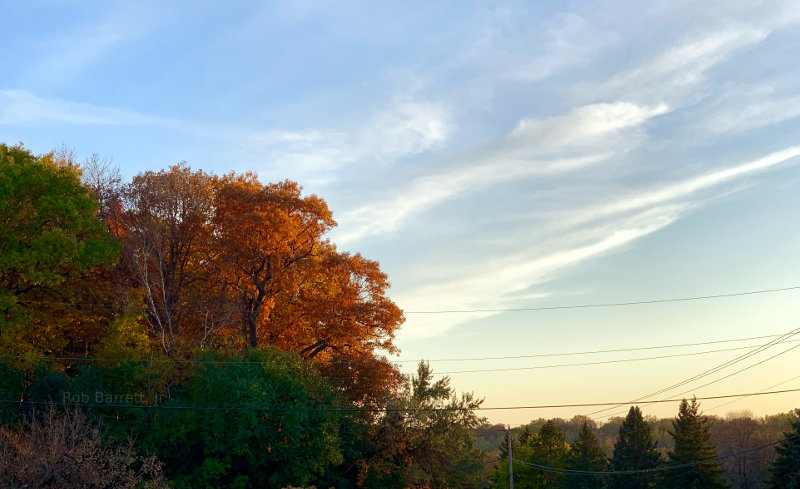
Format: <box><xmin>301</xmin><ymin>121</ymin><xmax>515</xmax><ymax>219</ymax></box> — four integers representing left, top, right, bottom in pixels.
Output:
<box><xmin>17</xmin><ymin>285</ymin><xmax>800</xmax><ymax>315</ymax></box>
<box><xmin>587</xmin><ymin>326</ymin><xmax>800</xmax><ymax>418</ymax></box>
<box><xmin>399</xmin><ymin>333</ymin><xmax>783</xmax><ymax>363</ymax></box>
<box><xmin>44</xmin><ymin>333</ymin><xmax>787</xmax><ymax>366</ymax></box>
<box><xmin>435</xmin><ymin>341</ymin><xmax>800</xmax><ymax>374</ymax></box>
<box><xmin>2</xmin><ymin>387</ymin><xmax>798</xmax><ymax>413</ymax></box>
<box><xmin>510</xmin><ymin>434</ymin><xmax>800</xmax><ymax>475</ymax></box>
<box><xmin>707</xmin><ymin>373</ymin><xmax>800</xmax><ymax>413</ymax></box>
<box><xmin>596</xmin><ymin>339</ymin><xmax>800</xmax><ymax>420</ymax></box>
<box><xmin>660</xmin><ymin>342</ymin><xmax>800</xmax><ymax>405</ymax></box>
<box><xmin>403</xmin><ymin>285</ymin><xmax>800</xmax><ymax>314</ymax></box>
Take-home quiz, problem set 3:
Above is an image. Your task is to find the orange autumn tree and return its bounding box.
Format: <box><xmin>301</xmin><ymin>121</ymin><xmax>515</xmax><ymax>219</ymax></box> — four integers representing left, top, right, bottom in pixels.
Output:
<box><xmin>114</xmin><ymin>165</ymin><xmax>404</xmax><ymax>400</ymax></box>
<box><xmin>268</xmin><ymin>245</ymin><xmax>405</xmax><ymax>406</ymax></box>
<box><xmin>211</xmin><ymin>174</ymin><xmax>404</xmax><ymax>406</ymax></box>
<box><xmin>212</xmin><ymin>175</ymin><xmax>336</xmax><ymax>349</ymax></box>
<box><xmin>212</xmin><ymin>174</ymin><xmax>403</xmax><ymax>356</ymax></box>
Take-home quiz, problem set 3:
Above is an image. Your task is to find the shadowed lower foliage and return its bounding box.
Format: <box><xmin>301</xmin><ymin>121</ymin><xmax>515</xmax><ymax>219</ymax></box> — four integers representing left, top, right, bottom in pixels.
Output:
<box><xmin>141</xmin><ymin>348</ymin><xmax>346</xmax><ymax>489</ymax></box>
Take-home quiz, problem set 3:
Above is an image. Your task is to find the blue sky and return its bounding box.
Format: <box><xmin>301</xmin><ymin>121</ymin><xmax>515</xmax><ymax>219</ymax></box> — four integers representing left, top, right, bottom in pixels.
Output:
<box><xmin>3</xmin><ymin>0</ymin><xmax>800</xmax><ymax>424</ymax></box>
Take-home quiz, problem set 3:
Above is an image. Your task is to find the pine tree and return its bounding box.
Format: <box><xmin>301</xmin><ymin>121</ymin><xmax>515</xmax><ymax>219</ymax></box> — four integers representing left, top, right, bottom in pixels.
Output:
<box><xmin>532</xmin><ymin>421</ymin><xmax>570</xmax><ymax>489</ymax></box>
<box><xmin>661</xmin><ymin>398</ymin><xmax>729</xmax><ymax>489</ymax></box>
<box><xmin>609</xmin><ymin>406</ymin><xmax>661</xmax><ymax>489</ymax></box>
<box><xmin>766</xmin><ymin>409</ymin><xmax>800</xmax><ymax>489</ymax></box>
<box><xmin>499</xmin><ymin>428</ymin><xmax>517</xmax><ymax>461</ymax></box>
<box><xmin>566</xmin><ymin>421</ymin><xmax>607</xmax><ymax>489</ymax></box>
<box><xmin>520</xmin><ymin>426</ymin><xmax>535</xmax><ymax>446</ymax></box>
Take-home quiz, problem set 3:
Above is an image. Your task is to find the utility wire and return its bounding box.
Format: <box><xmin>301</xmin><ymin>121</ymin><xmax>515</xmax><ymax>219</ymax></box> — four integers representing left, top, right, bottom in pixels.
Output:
<box><xmin>403</xmin><ymin>285</ymin><xmax>800</xmax><ymax>314</ymax></box>
<box><xmin>1</xmin><ymin>387</ymin><xmax>798</xmax><ymax>412</ymax></box>
<box><xmin>435</xmin><ymin>341</ymin><xmax>800</xmax><ymax>374</ymax></box>
<box><xmin>640</xmin><ymin>342</ymin><xmax>800</xmax><ymax>411</ymax></box>
<box><xmin>44</xmin><ymin>333</ymin><xmax>787</xmax><ymax>366</ymax></box>
<box><xmin>707</xmin><ymin>372</ymin><xmax>800</xmax><ymax>413</ymax></box>
<box><xmin>586</xmin><ymin>326</ymin><xmax>800</xmax><ymax>417</ymax></box>
<box><xmin>17</xmin><ymin>284</ymin><xmax>800</xmax><ymax>315</ymax></box>
<box><xmin>596</xmin><ymin>340</ymin><xmax>800</xmax><ymax>420</ymax></box>
<box><xmin>402</xmin><ymin>333</ymin><xmax>783</xmax><ymax>363</ymax></box>
<box><xmin>510</xmin><ymin>433</ymin><xmax>800</xmax><ymax>475</ymax></box>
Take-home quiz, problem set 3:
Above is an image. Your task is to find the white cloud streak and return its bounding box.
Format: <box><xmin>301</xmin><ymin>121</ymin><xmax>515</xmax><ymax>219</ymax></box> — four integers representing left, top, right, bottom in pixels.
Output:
<box><xmin>335</xmin><ymin>102</ymin><xmax>668</xmax><ymax>245</ymax></box>
<box><xmin>240</xmin><ymin>99</ymin><xmax>451</xmax><ymax>187</ymax></box>
<box><xmin>0</xmin><ymin>89</ymin><xmax>173</xmax><ymax>127</ymax></box>
<box><xmin>704</xmin><ymin>92</ymin><xmax>800</xmax><ymax>135</ymax></box>
<box><xmin>396</xmin><ymin>145</ymin><xmax>800</xmax><ymax>339</ymax></box>
<box><xmin>559</xmin><ymin>146</ymin><xmax>800</xmax><ymax>230</ymax></box>
<box><xmin>587</xmin><ymin>24</ymin><xmax>770</xmax><ymax>105</ymax></box>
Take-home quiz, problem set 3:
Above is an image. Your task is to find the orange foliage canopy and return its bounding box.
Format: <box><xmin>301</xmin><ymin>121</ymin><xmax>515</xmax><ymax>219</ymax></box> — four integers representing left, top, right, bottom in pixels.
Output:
<box><xmin>116</xmin><ymin>165</ymin><xmax>404</xmax><ymax>373</ymax></box>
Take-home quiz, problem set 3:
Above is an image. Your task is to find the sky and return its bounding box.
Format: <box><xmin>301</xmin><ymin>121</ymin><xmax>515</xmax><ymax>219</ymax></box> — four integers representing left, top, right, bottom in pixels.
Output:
<box><xmin>2</xmin><ymin>0</ymin><xmax>800</xmax><ymax>426</ymax></box>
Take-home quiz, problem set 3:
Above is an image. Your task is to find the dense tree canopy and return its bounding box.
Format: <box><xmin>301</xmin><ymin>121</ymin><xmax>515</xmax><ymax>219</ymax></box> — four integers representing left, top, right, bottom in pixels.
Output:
<box><xmin>144</xmin><ymin>349</ymin><xmax>347</xmax><ymax>489</ymax></box>
<box><xmin>0</xmin><ymin>144</ymin><xmax>119</xmax><ymax>358</ymax></box>
<box><xmin>111</xmin><ymin>165</ymin><xmax>404</xmax><ymax>363</ymax></box>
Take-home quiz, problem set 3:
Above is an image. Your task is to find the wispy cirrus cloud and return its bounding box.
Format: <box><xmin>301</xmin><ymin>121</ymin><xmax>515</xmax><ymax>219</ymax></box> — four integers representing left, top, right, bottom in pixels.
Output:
<box><xmin>334</xmin><ymin>101</ymin><xmax>668</xmax><ymax>245</ymax></box>
<box><xmin>557</xmin><ymin>146</ymin><xmax>800</xmax><ymax>230</ymax></box>
<box><xmin>702</xmin><ymin>90</ymin><xmax>800</xmax><ymax>136</ymax></box>
<box><xmin>453</xmin><ymin>10</ymin><xmax>620</xmax><ymax>83</ymax></box>
<box><xmin>0</xmin><ymin>89</ymin><xmax>222</xmax><ymax>138</ymax></box>
<box><xmin>0</xmin><ymin>89</ymin><xmax>171</xmax><ymax>127</ymax></box>
<box><xmin>396</xmin><ymin>204</ymin><xmax>687</xmax><ymax>339</ymax></box>
<box><xmin>239</xmin><ymin>99</ymin><xmax>451</xmax><ymax>187</ymax></box>
<box><xmin>396</xmin><ymin>145</ymin><xmax>800</xmax><ymax>339</ymax></box>
<box><xmin>376</xmin><ymin>13</ymin><xmax>800</xmax><ymax>339</ymax></box>
<box><xmin>585</xmin><ymin>23</ymin><xmax>770</xmax><ymax>105</ymax></box>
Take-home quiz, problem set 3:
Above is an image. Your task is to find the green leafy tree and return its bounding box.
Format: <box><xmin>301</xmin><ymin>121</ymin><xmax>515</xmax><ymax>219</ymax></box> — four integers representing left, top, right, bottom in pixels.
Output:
<box><xmin>531</xmin><ymin>421</ymin><xmax>571</xmax><ymax>488</ymax></box>
<box><xmin>362</xmin><ymin>362</ymin><xmax>487</xmax><ymax>489</ymax></box>
<box><xmin>519</xmin><ymin>426</ymin><xmax>535</xmax><ymax>447</ymax></box>
<box><xmin>0</xmin><ymin>143</ymin><xmax>118</xmax><ymax>357</ymax></box>
<box><xmin>766</xmin><ymin>409</ymin><xmax>800</xmax><ymax>489</ymax></box>
<box><xmin>144</xmin><ymin>348</ymin><xmax>346</xmax><ymax>489</ymax></box>
<box><xmin>661</xmin><ymin>398</ymin><xmax>729</xmax><ymax>489</ymax></box>
<box><xmin>566</xmin><ymin>421</ymin><xmax>607</xmax><ymax>489</ymax></box>
<box><xmin>493</xmin><ymin>420</ymin><xmax>570</xmax><ymax>489</ymax></box>
<box><xmin>609</xmin><ymin>406</ymin><xmax>661</xmax><ymax>489</ymax></box>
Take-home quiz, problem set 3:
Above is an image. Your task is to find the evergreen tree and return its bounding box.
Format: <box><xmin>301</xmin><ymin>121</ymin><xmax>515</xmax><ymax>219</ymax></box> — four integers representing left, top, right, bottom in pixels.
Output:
<box><xmin>609</xmin><ymin>406</ymin><xmax>661</xmax><ymax>489</ymax></box>
<box><xmin>531</xmin><ymin>421</ymin><xmax>571</xmax><ymax>489</ymax></box>
<box><xmin>500</xmin><ymin>427</ymin><xmax>520</xmax><ymax>461</ymax></box>
<box><xmin>661</xmin><ymin>398</ymin><xmax>729</xmax><ymax>489</ymax></box>
<box><xmin>766</xmin><ymin>409</ymin><xmax>800</xmax><ymax>489</ymax></box>
<box><xmin>566</xmin><ymin>421</ymin><xmax>607</xmax><ymax>489</ymax></box>
<box><xmin>520</xmin><ymin>426</ymin><xmax>535</xmax><ymax>446</ymax></box>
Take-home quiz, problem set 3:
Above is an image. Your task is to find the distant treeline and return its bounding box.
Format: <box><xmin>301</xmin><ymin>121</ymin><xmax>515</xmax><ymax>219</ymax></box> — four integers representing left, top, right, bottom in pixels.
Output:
<box><xmin>477</xmin><ymin>406</ymin><xmax>799</xmax><ymax>489</ymax></box>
